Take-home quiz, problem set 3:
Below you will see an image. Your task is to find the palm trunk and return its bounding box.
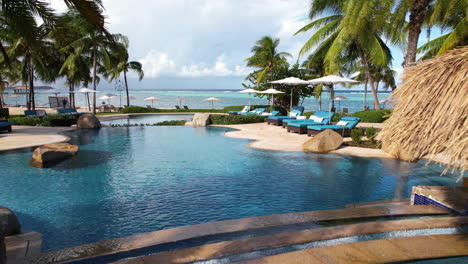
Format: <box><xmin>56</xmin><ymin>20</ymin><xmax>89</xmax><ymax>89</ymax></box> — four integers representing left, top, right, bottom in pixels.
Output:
<box><xmin>363</xmin><ymin>77</ymin><xmax>368</xmax><ymax>111</ymax></box>
<box><xmin>319</xmin><ymin>94</ymin><xmax>322</xmax><ymax>111</ymax></box>
<box><xmin>29</xmin><ymin>56</ymin><xmax>35</xmax><ymax>110</ymax></box>
<box><xmin>92</xmin><ymin>47</ymin><xmax>97</xmax><ymax>114</ymax></box>
<box><xmin>403</xmin><ymin>0</ymin><xmax>431</xmax><ymax>67</ymax></box>
<box><xmin>358</xmin><ymin>49</ymin><xmax>381</xmax><ymax>110</ymax></box>
<box><xmin>124</xmin><ymin>70</ymin><xmax>130</xmax><ymax>107</ymax></box>
<box><xmin>330</xmin><ymin>86</ymin><xmax>335</xmax><ymax>110</ymax></box>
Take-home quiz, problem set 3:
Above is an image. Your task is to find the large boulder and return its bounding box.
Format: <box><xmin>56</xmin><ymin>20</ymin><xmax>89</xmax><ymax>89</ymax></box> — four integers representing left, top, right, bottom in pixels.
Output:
<box><xmin>303</xmin><ymin>129</ymin><xmax>343</xmax><ymax>153</ymax></box>
<box><xmin>191</xmin><ymin>113</ymin><xmax>210</xmax><ymax>127</ymax></box>
<box><xmin>30</xmin><ymin>143</ymin><xmax>79</xmax><ymax>168</ymax></box>
<box><xmin>77</xmin><ymin>114</ymin><xmax>101</xmax><ymax>129</ymax></box>
<box><xmin>0</xmin><ymin>207</ymin><xmax>21</xmax><ymax>237</ymax></box>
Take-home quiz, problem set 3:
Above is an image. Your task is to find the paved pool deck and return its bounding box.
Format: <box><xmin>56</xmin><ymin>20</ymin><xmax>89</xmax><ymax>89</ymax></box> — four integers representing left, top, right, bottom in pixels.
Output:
<box><xmin>0</xmin><ymin>126</ymin><xmax>72</xmax><ymax>151</ymax></box>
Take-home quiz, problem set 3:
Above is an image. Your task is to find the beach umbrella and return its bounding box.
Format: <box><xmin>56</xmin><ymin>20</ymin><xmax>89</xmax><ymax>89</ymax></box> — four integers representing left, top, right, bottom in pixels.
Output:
<box><xmin>99</xmin><ymin>94</ymin><xmax>116</xmax><ymax>105</ymax></box>
<box><xmin>144</xmin><ymin>96</ymin><xmax>159</xmax><ymax>107</ymax></box>
<box><xmin>260</xmin><ymin>88</ymin><xmax>285</xmax><ymax>112</ymax></box>
<box><xmin>77</xmin><ymin>88</ymin><xmax>97</xmax><ymax>111</ymax></box>
<box><xmin>270</xmin><ymin>77</ymin><xmax>309</xmax><ymax>112</ymax></box>
<box><xmin>333</xmin><ymin>96</ymin><xmax>348</xmax><ymax>112</ymax></box>
<box><xmin>204</xmin><ymin>97</ymin><xmax>220</xmax><ymax>109</ymax></box>
<box><xmin>308</xmin><ymin>75</ymin><xmax>359</xmax><ymax>123</ymax></box>
<box><xmin>239</xmin><ymin>88</ymin><xmax>259</xmax><ymax>106</ymax></box>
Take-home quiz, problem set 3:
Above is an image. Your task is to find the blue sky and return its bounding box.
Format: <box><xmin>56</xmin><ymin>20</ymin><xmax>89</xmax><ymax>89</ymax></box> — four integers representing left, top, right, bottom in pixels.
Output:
<box><xmin>48</xmin><ymin>0</ymin><xmax>440</xmax><ymax>91</ymax></box>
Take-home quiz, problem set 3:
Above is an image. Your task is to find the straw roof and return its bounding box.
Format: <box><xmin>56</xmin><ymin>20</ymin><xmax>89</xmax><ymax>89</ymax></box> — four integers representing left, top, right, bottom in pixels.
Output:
<box><xmin>380</xmin><ymin>47</ymin><xmax>467</xmax><ymax>176</ymax></box>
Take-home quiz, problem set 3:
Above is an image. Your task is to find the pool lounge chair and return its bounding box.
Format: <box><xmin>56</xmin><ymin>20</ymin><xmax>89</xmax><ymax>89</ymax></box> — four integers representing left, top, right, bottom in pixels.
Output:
<box><xmin>239</xmin><ymin>108</ymin><xmax>265</xmax><ymax>115</ymax></box>
<box><xmin>183</xmin><ymin>105</ymin><xmax>189</xmax><ymax>110</ymax></box>
<box><xmin>282</xmin><ymin>110</ymin><xmax>333</xmax><ymax>128</ymax></box>
<box><xmin>57</xmin><ymin>108</ymin><xmax>83</xmax><ymax>116</ymax></box>
<box><xmin>229</xmin><ymin>106</ymin><xmax>251</xmax><ymax>115</ymax></box>
<box><xmin>286</xmin><ymin>111</ymin><xmax>335</xmax><ymax>134</ymax></box>
<box><xmin>307</xmin><ymin>116</ymin><xmax>361</xmax><ymax>137</ymax></box>
<box><xmin>0</xmin><ymin>120</ymin><xmax>12</xmax><ymax>133</ymax></box>
<box><xmin>267</xmin><ymin>106</ymin><xmax>304</xmax><ymax>126</ymax></box>
<box><xmin>24</xmin><ymin>110</ymin><xmax>47</xmax><ymax>118</ymax></box>
<box><xmin>261</xmin><ymin>111</ymin><xmax>280</xmax><ymax>116</ymax></box>
<box><xmin>175</xmin><ymin>105</ymin><xmax>181</xmax><ymax>109</ymax></box>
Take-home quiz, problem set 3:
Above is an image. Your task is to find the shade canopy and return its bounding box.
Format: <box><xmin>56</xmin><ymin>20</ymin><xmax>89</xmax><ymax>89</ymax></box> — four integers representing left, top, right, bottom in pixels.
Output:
<box><xmin>308</xmin><ymin>75</ymin><xmax>359</xmax><ymax>85</ymax></box>
<box><xmin>270</xmin><ymin>77</ymin><xmax>309</xmax><ymax>85</ymax></box>
<box><xmin>77</xmin><ymin>88</ymin><xmax>97</xmax><ymax>93</ymax></box>
<box><xmin>204</xmin><ymin>97</ymin><xmax>220</xmax><ymax>102</ymax></box>
<box><xmin>334</xmin><ymin>96</ymin><xmax>348</xmax><ymax>100</ymax></box>
<box><xmin>260</xmin><ymin>88</ymin><xmax>285</xmax><ymax>94</ymax></box>
<box><xmin>99</xmin><ymin>95</ymin><xmax>116</xmax><ymax>100</ymax></box>
<box><xmin>239</xmin><ymin>88</ymin><xmax>259</xmax><ymax>93</ymax></box>
<box><xmin>144</xmin><ymin>96</ymin><xmax>159</xmax><ymax>101</ymax></box>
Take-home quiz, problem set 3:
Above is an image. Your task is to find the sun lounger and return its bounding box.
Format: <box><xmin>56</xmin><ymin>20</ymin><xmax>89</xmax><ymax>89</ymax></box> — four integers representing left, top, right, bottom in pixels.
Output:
<box><xmin>57</xmin><ymin>108</ymin><xmax>83</xmax><ymax>116</ymax></box>
<box><xmin>286</xmin><ymin>111</ymin><xmax>335</xmax><ymax>134</ymax></box>
<box><xmin>239</xmin><ymin>108</ymin><xmax>265</xmax><ymax>115</ymax></box>
<box><xmin>282</xmin><ymin>110</ymin><xmax>333</xmax><ymax>128</ymax></box>
<box><xmin>229</xmin><ymin>105</ymin><xmax>251</xmax><ymax>115</ymax></box>
<box><xmin>24</xmin><ymin>110</ymin><xmax>47</xmax><ymax>118</ymax></box>
<box><xmin>0</xmin><ymin>119</ymin><xmax>12</xmax><ymax>133</ymax></box>
<box><xmin>261</xmin><ymin>111</ymin><xmax>280</xmax><ymax>116</ymax></box>
<box><xmin>175</xmin><ymin>105</ymin><xmax>181</xmax><ymax>109</ymax></box>
<box><xmin>307</xmin><ymin>116</ymin><xmax>361</xmax><ymax>137</ymax></box>
<box><xmin>183</xmin><ymin>105</ymin><xmax>189</xmax><ymax>110</ymax></box>
<box><xmin>267</xmin><ymin>106</ymin><xmax>304</xmax><ymax>126</ymax></box>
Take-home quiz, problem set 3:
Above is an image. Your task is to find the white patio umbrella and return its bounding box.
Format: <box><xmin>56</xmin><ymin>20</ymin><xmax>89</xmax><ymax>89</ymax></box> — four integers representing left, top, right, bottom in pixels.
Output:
<box><xmin>239</xmin><ymin>88</ymin><xmax>259</xmax><ymax>106</ymax></box>
<box><xmin>308</xmin><ymin>75</ymin><xmax>359</xmax><ymax>123</ymax></box>
<box><xmin>260</xmin><ymin>88</ymin><xmax>285</xmax><ymax>112</ymax></box>
<box><xmin>204</xmin><ymin>97</ymin><xmax>220</xmax><ymax>109</ymax></box>
<box><xmin>77</xmin><ymin>88</ymin><xmax>97</xmax><ymax>111</ymax></box>
<box><xmin>333</xmin><ymin>96</ymin><xmax>348</xmax><ymax>112</ymax></box>
<box><xmin>270</xmin><ymin>77</ymin><xmax>309</xmax><ymax>112</ymax></box>
<box><xmin>99</xmin><ymin>94</ymin><xmax>116</xmax><ymax>105</ymax></box>
<box><xmin>144</xmin><ymin>96</ymin><xmax>160</xmax><ymax>107</ymax></box>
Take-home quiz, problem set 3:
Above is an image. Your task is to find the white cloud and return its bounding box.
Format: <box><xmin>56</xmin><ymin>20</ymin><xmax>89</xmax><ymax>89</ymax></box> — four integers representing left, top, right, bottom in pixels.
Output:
<box><xmin>138</xmin><ymin>50</ymin><xmax>177</xmax><ymax>78</ymax></box>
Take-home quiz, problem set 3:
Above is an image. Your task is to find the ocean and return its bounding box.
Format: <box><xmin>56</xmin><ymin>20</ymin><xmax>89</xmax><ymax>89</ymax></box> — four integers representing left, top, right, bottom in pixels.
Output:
<box><xmin>2</xmin><ymin>89</ymin><xmax>392</xmax><ymax>113</ymax></box>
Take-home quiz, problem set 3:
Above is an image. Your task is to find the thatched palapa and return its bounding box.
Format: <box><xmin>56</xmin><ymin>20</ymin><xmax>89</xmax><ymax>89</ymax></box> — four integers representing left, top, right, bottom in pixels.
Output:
<box><xmin>380</xmin><ymin>47</ymin><xmax>467</xmax><ymax>175</ymax></box>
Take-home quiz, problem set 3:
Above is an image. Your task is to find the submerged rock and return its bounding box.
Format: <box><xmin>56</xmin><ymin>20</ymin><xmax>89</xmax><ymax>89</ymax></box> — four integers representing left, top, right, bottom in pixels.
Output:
<box><xmin>77</xmin><ymin>114</ymin><xmax>101</xmax><ymax>129</ymax></box>
<box><xmin>303</xmin><ymin>129</ymin><xmax>343</xmax><ymax>153</ymax></box>
<box><xmin>30</xmin><ymin>143</ymin><xmax>79</xmax><ymax>168</ymax></box>
<box><xmin>0</xmin><ymin>207</ymin><xmax>21</xmax><ymax>237</ymax></box>
<box><xmin>192</xmin><ymin>113</ymin><xmax>211</xmax><ymax>127</ymax></box>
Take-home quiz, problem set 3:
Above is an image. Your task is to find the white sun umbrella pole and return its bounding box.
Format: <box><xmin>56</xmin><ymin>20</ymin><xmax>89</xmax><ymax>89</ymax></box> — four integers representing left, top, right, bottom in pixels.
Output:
<box><xmin>144</xmin><ymin>96</ymin><xmax>160</xmax><ymax>108</ymax></box>
<box><xmin>260</xmin><ymin>88</ymin><xmax>285</xmax><ymax>112</ymax></box>
<box><xmin>308</xmin><ymin>75</ymin><xmax>359</xmax><ymax>124</ymax></box>
<box><xmin>270</xmin><ymin>77</ymin><xmax>309</xmax><ymax>112</ymax></box>
<box><xmin>239</xmin><ymin>88</ymin><xmax>259</xmax><ymax>107</ymax></box>
<box><xmin>77</xmin><ymin>88</ymin><xmax>97</xmax><ymax>111</ymax></box>
<box><xmin>204</xmin><ymin>97</ymin><xmax>220</xmax><ymax>109</ymax></box>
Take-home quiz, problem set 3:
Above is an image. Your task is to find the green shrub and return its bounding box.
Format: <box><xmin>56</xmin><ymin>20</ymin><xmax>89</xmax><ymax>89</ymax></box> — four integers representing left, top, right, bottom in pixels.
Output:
<box><xmin>222</xmin><ymin>105</ymin><xmax>245</xmax><ymax>112</ymax></box>
<box><xmin>119</xmin><ymin>106</ymin><xmax>155</xmax><ymax>113</ymax></box>
<box><xmin>303</xmin><ymin>111</ymin><xmax>315</xmax><ymax>118</ymax></box>
<box><xmin>366</xmin><ymin>127</ymin><xmax>377</xmax><ymax>143</ymax></box>
<box><xmin>41</xmin><ymin>114</ymin><xmax>77</xmax><ymax>126</ymax></box>
<box><xmin>154</xmin><ymin>120</ymin><xmax>186</xmax><ymax>126</ymax></box>
<box><xmin>351</xmin><ymin>109</ymin><xmax>392</xmax><ymax>123</ymax></box>
<box><xmin>8</xmin><ymin>116</ymin><xmax>42</xmax><ymax>126</ymax></box>
<box><xmin>351</xmin><ymin>128</ymin><xmax>363</xmax><ymax>144</ymax></box>
<box><xmin>210</xmin><ymin>114</ymin><xmax>267</xmax><ymax>125</ymax></box>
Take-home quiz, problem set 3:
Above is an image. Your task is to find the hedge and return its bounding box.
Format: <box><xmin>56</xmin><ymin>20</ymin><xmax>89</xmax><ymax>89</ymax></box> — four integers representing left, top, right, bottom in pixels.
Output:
<box><xmin>349</xmin><ymin>109</ymin><xmax>392</xmax><ymax>123</ymax></box>
<box><xmin>209</xmin><ymin>114</ymin><xmax>267</xmax><ymax>125</ymax></box>
<box><xmin>8</xmin><ymin>114</ymin><xmax>78</xmax><ymax>126</ymax></box>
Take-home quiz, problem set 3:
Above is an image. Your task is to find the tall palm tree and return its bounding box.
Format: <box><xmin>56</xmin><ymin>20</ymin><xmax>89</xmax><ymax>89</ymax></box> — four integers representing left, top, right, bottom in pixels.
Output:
<box><xmin>295</xmin><ymin>0</ymin><xmax>402</xmax><ymax>110</ymax></box>
<box><xmin>106</xmin><ymin>41</ymin><xmax>144</xmax><ymax>107</ymax></box>
<box><xmin>245</xmin><ymin>36</ymin><xmax>291</xmax><ymax>86</ymax></box>
<box><xmin>392</xmin><ymin>0</ymin><xmax>466</xmax><ymax>66</ymax></box>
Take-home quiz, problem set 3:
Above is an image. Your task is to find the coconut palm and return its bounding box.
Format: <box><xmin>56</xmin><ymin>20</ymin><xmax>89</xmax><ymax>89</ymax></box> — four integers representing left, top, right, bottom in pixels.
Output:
<box><xmin>392</xmin><ymin>0</ymin><xmax>467</xmax><ymax>65</ymax></box>
<box><xmin>106</xmin><ymin>41</ymin><xmax>144</xmax><ymax>107</ymax></box>
<box><xmin>245</xmin><ymin>36</ymin><xmax>292</xmax><ymax>85</ymax></box>
<box><xmin>295</xmin><ymin>0</ymin><xmax>403</xmax><ymax>110</ymax></box>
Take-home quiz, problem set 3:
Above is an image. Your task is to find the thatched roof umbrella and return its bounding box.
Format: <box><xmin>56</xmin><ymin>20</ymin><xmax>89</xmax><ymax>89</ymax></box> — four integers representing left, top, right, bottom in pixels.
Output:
<box><xmin>380</xmin><ymin>47</ymin><xmax>467</xmax><ymax>176</ymax></box>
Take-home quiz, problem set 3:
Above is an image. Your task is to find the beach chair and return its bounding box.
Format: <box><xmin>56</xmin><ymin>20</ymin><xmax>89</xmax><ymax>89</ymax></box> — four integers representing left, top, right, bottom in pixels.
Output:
<box><xmin>146</xmin><ymin>105</ymin><xmax>152</xmax><ymax>109</ymax></box>
<box><xmin>342</xmin><ymin>108</ymin><xmax>349</xmax><ymax>113</ymax></box>
<box><xmin>307</xmin><ymin>116</ymin><xmax>361</xmax><ymax>137</ymax></box>
<box><xmin>183</xmin><ymin>105</ymin><xmax>189</xmax><ymax>110</ymax></box>
<box><xmin>239</xmin><ymin>108</ymin><xmax>265</xmax><ymax>115</ymax></box>
<box><xmin>267</xmin><ymin>106</ymin><xmax>304</xmax><ymax>126</ymax></box>
<box><xmin>286</xmin><ymin>111</ymin><xmax>335</xmax><ymax>134</ymax></box>
<box><xmin>175</xmin><ymin>105</ymin><xmax>181</xmax><ymax>109</ymax></box>
<box><xmin>24</xmin><ymin>110</ymin><xmax>47</xmax><ymax>117</ymax></box>
<box><xmin>0</xmin><ymin>119</ymin><xmax>12</xmax><ymax>133</ymax></box>
<box><xmin>261</xmin><ymin>110</ymin><xmax>280</xmax><ymax>116</ymax></box>
<box><xmin>229</xmin><ymin>105</ymin><xmax>250</xmax><ymax>115</ymax></box>
<box><xmin>57</xmin><ymin>108</ymin><xmax>82</xmax><ymax>116</ymax></box>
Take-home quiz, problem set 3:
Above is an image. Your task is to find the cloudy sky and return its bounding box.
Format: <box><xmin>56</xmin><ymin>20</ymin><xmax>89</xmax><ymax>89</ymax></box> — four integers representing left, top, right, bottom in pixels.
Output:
<box><xmin>49</xmin><ymin>0</ymin><xmax>408</xmax><ymax>90</ymax></box>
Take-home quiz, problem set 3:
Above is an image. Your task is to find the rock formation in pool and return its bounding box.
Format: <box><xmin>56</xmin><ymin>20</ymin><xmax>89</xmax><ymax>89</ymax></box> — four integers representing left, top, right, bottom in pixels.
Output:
<box><xmin>77</xmin><ymin>114</ymin><xmax>101</xmax><ymax>129</ymax></box>
<box><xmin>30</xmin><ymin>143</ymin><xmax>79</xmax><ymax>168</ymax></box>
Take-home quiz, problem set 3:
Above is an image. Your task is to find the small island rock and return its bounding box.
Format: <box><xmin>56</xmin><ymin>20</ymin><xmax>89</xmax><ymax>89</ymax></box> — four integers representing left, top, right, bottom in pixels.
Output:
<box><xmin>30</xmin><ymin>143</ymin><xmax>79</xmax><ymax>168</ymax></box>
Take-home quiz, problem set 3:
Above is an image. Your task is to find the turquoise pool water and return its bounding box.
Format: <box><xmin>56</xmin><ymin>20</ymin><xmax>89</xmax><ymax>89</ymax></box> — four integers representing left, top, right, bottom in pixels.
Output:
<box><xmin>0</xmin><ymin>126</ymin><xmax>459</xmax><ymax>251</ymax></box>
<box><xmin>101</xmin><ymin>114</ymin><xmax>193</xmax><ymax>126</ymax></box>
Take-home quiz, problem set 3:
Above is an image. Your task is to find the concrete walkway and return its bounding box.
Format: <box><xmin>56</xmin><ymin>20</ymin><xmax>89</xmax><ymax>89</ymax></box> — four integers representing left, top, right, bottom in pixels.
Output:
<box><xmin>0</xmin><ymin>126</ymin><xmax>72</xmax><ymax>151</ymax></box>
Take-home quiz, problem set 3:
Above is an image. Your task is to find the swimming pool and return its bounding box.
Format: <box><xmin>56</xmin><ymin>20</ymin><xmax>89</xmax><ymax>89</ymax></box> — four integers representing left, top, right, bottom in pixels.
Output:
<box><xmin>101</xmin><ymin>114</ymin><xmax>193</xmax><ymax>126</ymax></box>
<box><xmin>0</xmin><ymin>126</ymin><xmax>459</xmax><ymax>251</ymax></box>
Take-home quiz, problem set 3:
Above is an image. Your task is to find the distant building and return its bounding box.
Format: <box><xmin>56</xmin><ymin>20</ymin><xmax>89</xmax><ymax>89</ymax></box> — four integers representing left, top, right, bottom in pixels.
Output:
<box><xmin>13</xmin><ymin>85</ymin><xmax>54</xmax><ymax>94</ymax></box>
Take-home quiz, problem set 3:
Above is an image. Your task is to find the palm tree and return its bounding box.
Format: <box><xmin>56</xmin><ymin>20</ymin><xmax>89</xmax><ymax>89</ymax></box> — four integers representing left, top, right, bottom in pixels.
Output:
<box><xmin>245</xmin><ymin>36</ymin><xmax>291</xmax><ymax>86</ymax></box>
<box><xmin>392</xmin><ymin>0</ymin><xmax>467</xmax><ymax>66</ymax></box>
<box><xmin>106</xmin><ymin>41</ymin><xmax>144</xmax><ymax>107</ymax></box>
<box><xmin>295</xmin><ymin>0</ymin><xmax>402</xmax><ymax>110</ymax></box>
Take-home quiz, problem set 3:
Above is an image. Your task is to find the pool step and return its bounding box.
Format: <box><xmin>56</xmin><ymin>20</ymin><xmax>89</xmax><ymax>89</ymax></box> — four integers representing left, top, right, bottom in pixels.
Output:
<box><xmin>24</xmin><ymin>204</ymin><xmax>451</xmax><ymax>264</ymax></box>
<box><xmin>345</xmin><ymin>198</ymin><xmax>410</xmax><ymax>208</ymax></box>
<box><xmin>114</xmin><ymin>216</ymin><xmax>468</xmax><ymax>264</ymax></box>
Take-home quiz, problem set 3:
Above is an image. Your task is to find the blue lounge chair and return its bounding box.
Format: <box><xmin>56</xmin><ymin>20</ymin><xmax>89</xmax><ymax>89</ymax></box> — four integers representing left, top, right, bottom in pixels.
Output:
<box><xmin>24</xmin><ymin>110</ymin><xmax>47</xmax><ymax>118</ymax></box>
<box><xmin>286</xmin><ymin>111</ymin><xmax>335</xmax><ymax>134</ymax></box>
<box><xmin>264</xmin><ymin>110</ymin><xmax>280</xmax><ymax>116</ymax></box>
<box><xmin>282</xmin><ymin>110</ymin><xmax>333</xmax><ymax>128</ymax></box>
<box><xmin>0</xmin><ymin>120</ymin><xmax>12</xmax><ymax>133</ymax></box>
<box><xmin>240</xmin><ymin>108</ymin><xmax>265</xmax><ymax>115</ymax></box>
<box><xmin>267</xmin><ymin>106</ymin><xmax>304</xmax><ymax>126</ymax></box>
<box><xmin>229</xmin><ymin>105</ymin><xmax>251</xmax><ymax>115</ymax></box>
<box><xmin>57</xmin><ymin>108</ymin><xmax>83</xmax><ymax>116</ymax></box>
<box><xmin>307</xmin><ymin>116</ymin><xmax>361</xmax><ymax>137</ymax></box>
